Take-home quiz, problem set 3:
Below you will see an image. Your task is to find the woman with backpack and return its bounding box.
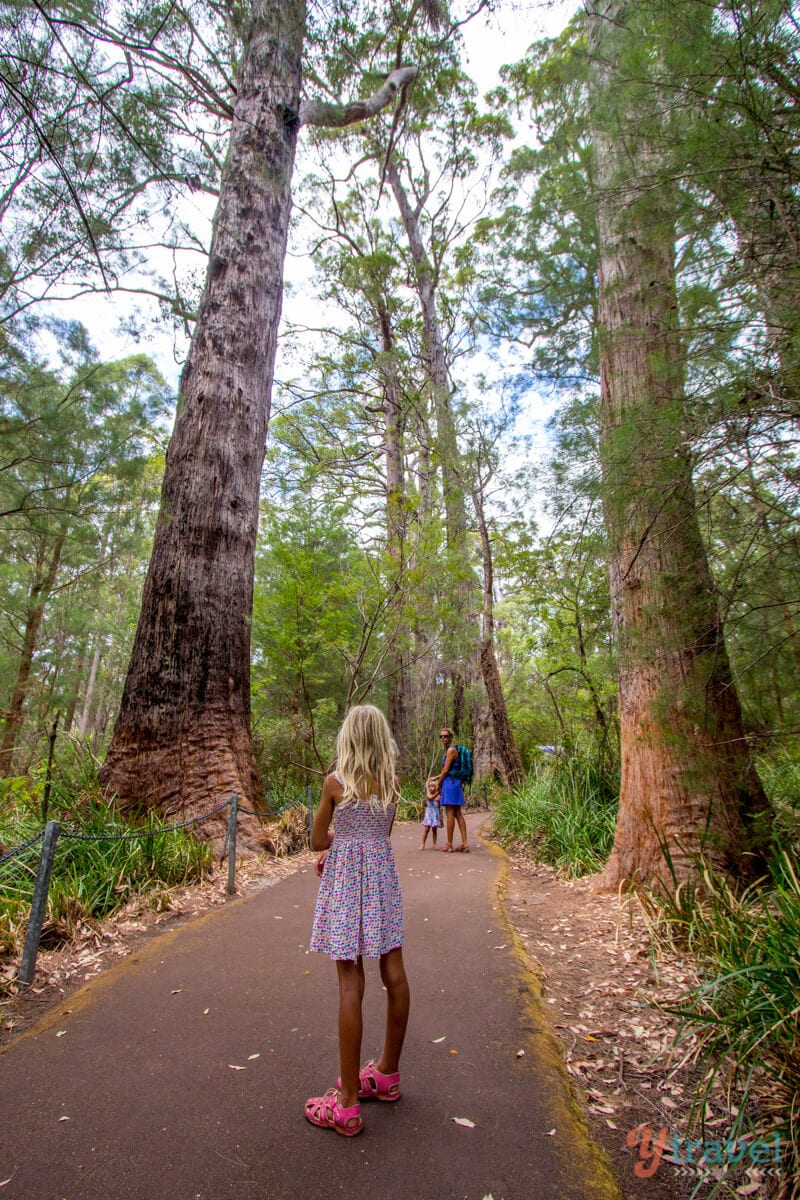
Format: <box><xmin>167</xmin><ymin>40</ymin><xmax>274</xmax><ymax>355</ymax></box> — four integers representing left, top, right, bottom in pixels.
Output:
<box><xmin>428</xmin><ymin>727</ymin><xmax>470</xmax><ymax>853</ymax></box>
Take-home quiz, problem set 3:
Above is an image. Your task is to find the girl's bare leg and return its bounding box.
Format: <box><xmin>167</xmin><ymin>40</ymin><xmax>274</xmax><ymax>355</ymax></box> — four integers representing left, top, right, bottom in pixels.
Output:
<box><xmin>336</xmin><ymin>957</ymin><xmax>365</xmax><ymax>1106</ymax></box>
<box><xmin>375</xmin><ymin>947</ymin><xmax>410</xmax><ymax>1075</ymax></box>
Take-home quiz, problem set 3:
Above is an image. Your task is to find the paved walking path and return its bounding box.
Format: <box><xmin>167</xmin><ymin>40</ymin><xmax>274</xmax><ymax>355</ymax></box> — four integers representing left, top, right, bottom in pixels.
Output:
<box><xmin>0</xmin><ymin>813</ymin><xmax>619</xmax><ymax>1200</ymax></box>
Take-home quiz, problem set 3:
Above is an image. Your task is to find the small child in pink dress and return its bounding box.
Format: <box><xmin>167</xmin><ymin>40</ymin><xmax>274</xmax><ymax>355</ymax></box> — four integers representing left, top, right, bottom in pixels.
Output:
<box><xmin>419</xmin><ymin>777</ymin><xmax>442</xmax><ymax>850</ymax></box>
<box><xmin>305</xmin><ymin>705</ymin><xmax>410</xmax><ymax>1137</ymax></box>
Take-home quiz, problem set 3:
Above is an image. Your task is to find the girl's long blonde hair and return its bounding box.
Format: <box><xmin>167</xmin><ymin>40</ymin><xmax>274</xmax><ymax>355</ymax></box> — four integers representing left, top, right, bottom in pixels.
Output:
<box><xmin>335</xmin><ymin>705</ymin><xmax>400</xmax><ymax>811</ymax></box>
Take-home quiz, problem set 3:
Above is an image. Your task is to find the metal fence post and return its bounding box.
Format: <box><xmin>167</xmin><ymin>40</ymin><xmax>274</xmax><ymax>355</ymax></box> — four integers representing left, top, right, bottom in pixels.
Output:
<box><xmin>226</xmin><ymin>795</ymin><xmax>238</xmax><ymax>895</ymax></box>
<box><xmin>306</xmin><ymin>785</ymin><xmax>313</xmax><ymax>846</ymax></box>
<box><xmin>18</xmin><ymin>821</ymin><xmax>60</xmax><ymax>985</ymax></box>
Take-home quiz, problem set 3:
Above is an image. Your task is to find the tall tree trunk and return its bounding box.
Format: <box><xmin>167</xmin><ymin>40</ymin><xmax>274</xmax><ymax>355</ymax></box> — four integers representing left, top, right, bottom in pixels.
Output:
<box><xmin>386</xmin><ymin>155</ymin><xmax>482</xmax><ymax>764</ymax></box>
<box><xmin>588</xmin><ymin>0</ymin><xmax>769</xmax><ymax>889</ymax></box>
<box><xmin>379</xmin><ymin>305</ymin><xmax>412</xmax><ymax>774</ymax></box>
<box><xmin>77</xmin><ymin>635</ymin><xmax>105</xmax><ymax>737</ymax></box>
<box><xmin>0</xmin><ymin>532</ymin><xmax>66</xmax><ymax>777</ymax></box>
<box><xmin>386</xmin><ymin>159</ymin><xmax>466</xmax><ymax>548</ymax></box>
<box><xmin>99</xmin><ymin>44</ymin><xmax>420</xmax><ymax>840</ymax></box>
<box><xmin>473</xmin><ymin>484</ymin><xmax>524</xmax><ymax>786</ymax></box>
<box><xmin>100</xmin><ymin>0</ymin><xmax>307</xmax><ymax>839</ymax></box>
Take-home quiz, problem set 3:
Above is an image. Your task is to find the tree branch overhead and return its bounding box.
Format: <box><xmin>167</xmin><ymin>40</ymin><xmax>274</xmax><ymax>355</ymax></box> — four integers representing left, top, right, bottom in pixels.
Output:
<box><xmin>299</xmin><ymin>65</ymin><xmax>418</xmax><ymax>129</ymax></box>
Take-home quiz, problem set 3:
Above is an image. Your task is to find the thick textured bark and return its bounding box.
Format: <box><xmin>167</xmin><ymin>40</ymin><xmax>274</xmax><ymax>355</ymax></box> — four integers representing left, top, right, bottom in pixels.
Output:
<box><xmin>100</xmin><ymin>1</ymin><xmax>306</xmax><ymax>839</ymax></box>
<box><xmin>473</xmin><ymin>484</ymin><xmax>524</xmax><ymax>787</ymax></box>
<box><xmin>99</xmin><ymin>34</ymin><xmax>425</xmax><ymax>840</ymax></box>
<box><xmin>468</xmin><ymin>682</ymin><xmax>497</xmax><ymax>783</ymax></box>
<box><xmin>589</xmin><ymin>0</ymin><xmax>769</xmax><ymax>889</ymax></box>
<box><xmin>0</xmin><ymin>532</ymin><xmax>66</xmax><ymax>777</ymax></box>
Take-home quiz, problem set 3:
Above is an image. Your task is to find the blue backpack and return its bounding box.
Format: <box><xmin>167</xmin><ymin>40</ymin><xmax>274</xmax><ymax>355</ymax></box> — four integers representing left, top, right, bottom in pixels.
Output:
<box><xmin>450</xmin><ymin>744</ymin><xmax>473</xmax><ymax>786</ymax></box>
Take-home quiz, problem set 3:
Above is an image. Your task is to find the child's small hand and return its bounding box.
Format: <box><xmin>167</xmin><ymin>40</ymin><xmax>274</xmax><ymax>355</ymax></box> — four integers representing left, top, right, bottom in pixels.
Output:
<box><xmin>315</xmin><ymin>850</ymin><xmax>329</xmax><ymax>877</ymax></box>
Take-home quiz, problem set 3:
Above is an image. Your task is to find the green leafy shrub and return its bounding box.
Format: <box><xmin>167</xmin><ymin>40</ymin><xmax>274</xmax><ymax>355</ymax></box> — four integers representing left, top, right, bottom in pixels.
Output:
<box><xmin>493</xmin><ymin>754</ymin><xmax>618</xmax><ymax>877</ymax></box>
<box><xmin>0</xmin><ymin>785</ymin><xmax>212</xmax><ymax>959</ymax></box>
<box><xmin>758</xmin><ymin>747</ymin><xmax>800</xmax><ymax>847</ymax></box>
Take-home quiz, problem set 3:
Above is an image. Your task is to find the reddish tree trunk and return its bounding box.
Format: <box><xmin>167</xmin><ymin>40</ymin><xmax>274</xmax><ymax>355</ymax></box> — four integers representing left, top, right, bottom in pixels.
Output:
<box><xmin>589</xmin><ymin>0</ymin><xmax>769</xmax><ymax>889</ymax></box>
<box><xmin>100</xmin><ymin>2</ymin><xmax>306</xmax><ymax>842</ymax></box>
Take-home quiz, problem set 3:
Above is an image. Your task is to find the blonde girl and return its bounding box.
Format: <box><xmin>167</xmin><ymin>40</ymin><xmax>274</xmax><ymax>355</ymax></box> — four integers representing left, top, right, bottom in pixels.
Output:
<box><xmin>304</xmin><ymin>705</ymin><xmax>411</xmax><ymax>1137</ymax></box>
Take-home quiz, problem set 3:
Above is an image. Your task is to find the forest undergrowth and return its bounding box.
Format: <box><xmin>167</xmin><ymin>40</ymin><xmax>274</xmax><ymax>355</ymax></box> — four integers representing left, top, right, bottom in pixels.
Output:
<box><xmin>0</xmin><ymin>745</ymin><xmax>311</xmax><ymax>975</ymax></box>
<box><xmin>494</xmin><ymin>752</ymin><xmax>800</xmax><ymax>1200</ymax></box>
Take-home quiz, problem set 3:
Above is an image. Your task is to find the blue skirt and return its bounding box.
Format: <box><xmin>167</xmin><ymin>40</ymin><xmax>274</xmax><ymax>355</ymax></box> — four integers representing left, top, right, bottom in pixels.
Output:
<box><xmin>441</xmin><ymin>775</ymin><xmax>465</xmax><ymax>806</ymax></box>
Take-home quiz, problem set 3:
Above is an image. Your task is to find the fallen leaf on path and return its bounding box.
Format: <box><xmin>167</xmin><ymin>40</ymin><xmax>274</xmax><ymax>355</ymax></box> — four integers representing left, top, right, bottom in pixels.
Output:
<box><xmin>58</xmin><ymin>1116</ymin><xmax>70</xmax><ymax>1122</ymax></box>
<box><xmin>516</xmin><ymin>1050</ymin><xmax>525</xmax><ymax>1057</ymax></box>
<box><xmin>432</xmin><ymin>1037</ymin><xmax>446</xmax><ymax>1043</ymax></box>
<box><xmin>203</xmin><ymin>1008</ymin><xmax>210</xmax><ymax>1015</ymax></box>
<box><xmin>0</xmin><ymin>1173</ymin><xmax>16</xmax><ymax>1188</ymax></box>
<box><xmin>228</xmin><ymin>1064</ymin><xmax>246</xmax><ymax>1071</ymax></box>
<box><xmin>452</xmin><ymin>1117</ymin><xmax>476</xmax><ymax>1128</ymax></box>
<box><xmin>170</xmin><ymin>989</ymin><xmax>182</xmax><ymax>995</ymax></box>
<box><xmin>248</xmin><ymin>1054</ymin><xmax>260</xmax><ymax>1060</ymax></box>
<box><xmin>56</xmin><ymin>1030</ymin><xmax>66</xmax><ymax>1037</ymax></box>
<box><xmin>449</xmin><ymin>1049</ymin><xmax>458</xmax><ymax>1055</ymax></box>
<box><xmin>545</xmin><ymin>1128</ymin><xmax>556</xmax><ymax>1136</ymax></box>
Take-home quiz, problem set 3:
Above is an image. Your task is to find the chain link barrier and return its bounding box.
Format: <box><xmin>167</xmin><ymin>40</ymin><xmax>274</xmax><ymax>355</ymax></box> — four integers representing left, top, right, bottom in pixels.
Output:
<box><xmin>57</xmin><ymin>799</ymin><xmax>233</xmax><ymax>843</ymax></box>
<box><xmin>235</xmin><ymin>803</ymin><xmax>272</xmax><ymax>819</ymax></box>
<box><xmin>0</xmin><ymin>829</ymin><xmax>45</xmax><ymax>867</ymax></box>
<box><xmin>0</xmin><ymin>799</ymin><xmax>239</xmax><ymax>877</ymax></box>
<box><xmin>3</xmin><ymin>794</ymin><xmax>316</xmax><ymax>983</ymax></box>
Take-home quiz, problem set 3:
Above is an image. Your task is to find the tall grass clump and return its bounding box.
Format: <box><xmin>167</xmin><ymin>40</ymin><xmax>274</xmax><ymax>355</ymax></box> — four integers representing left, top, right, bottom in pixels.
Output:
<box><xmin>0</xmin><ymin>758</ymin><xmax>212</xmax><ymax>960</ymax></box>
<box><xmin>263</xmin><ymin>780</ymin><xmax>314</xmax><ymax>815</ymax></box>
<box><xmin>396</xmin><ymin>781</ymin><xmax>424</xmax><ymax>823</ymax></box>
<box><xmin>639</xmin><ymin>849</ymin><xmax>800</xmax><ymax>1197</ymax></box>
<box><xmin>493</xmin><ymin>754</ymin><xmax>618</xmax><ymax>877</ymax></box>
<box><xmin>758</xmin><ymin>745</ymin><xmax>800</xmax><ymax>845</ymax></box>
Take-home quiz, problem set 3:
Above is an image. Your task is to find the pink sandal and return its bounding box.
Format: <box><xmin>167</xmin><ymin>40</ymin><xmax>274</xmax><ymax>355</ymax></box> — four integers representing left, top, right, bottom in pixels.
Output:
<box><xmin>358</xmin><ymin>1061</ymin><xmax>401</xmax><ymax>1102</ymax></box>
<box><xmin>337</xmin><ymin>1061</ymin><xmax>401</xmax><ymax>1102</ymax></box>
<box><xmin>304</xmin><ymin>1088</ymin><xmax>364</xmax><ymax>1136</ymax></box>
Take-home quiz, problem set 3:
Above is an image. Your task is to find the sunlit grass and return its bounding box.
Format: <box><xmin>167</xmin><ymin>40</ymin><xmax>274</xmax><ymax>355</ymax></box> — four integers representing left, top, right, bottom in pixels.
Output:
<box><xmin>0</xmin><ymin>762</ymin><xmax>212</xmax><ymax>959</ymax></box>
<box><xmin>493</xmin><ymin>755</ymin><xmax>618</xmax><ymax>877</ymax></box>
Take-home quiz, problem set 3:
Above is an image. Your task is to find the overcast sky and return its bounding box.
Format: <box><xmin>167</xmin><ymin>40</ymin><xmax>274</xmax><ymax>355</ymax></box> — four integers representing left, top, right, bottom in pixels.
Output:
<box><xmin>61</xmin><ymin>0</ymin><xmax>579</xmax><ymax>408</ymax></box>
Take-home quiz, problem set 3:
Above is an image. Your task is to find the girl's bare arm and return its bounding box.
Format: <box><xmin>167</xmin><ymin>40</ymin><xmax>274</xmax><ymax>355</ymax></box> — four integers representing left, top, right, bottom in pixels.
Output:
<box><xmin>311</xmin><ymin>774</ymin><xmax>341</xmax><ymax>851</ymax></box>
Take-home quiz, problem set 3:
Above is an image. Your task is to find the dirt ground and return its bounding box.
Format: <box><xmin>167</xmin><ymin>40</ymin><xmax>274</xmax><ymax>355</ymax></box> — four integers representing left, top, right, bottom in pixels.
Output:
<box><xmin>0</xmin><ymin>820</ymin><xmax>780</xmax><ymax>1200</ymax></box>
<box><xmin>500</xmin><ymin>852</ymin><xmax>763</xmax><ymax>1200</ymax></box>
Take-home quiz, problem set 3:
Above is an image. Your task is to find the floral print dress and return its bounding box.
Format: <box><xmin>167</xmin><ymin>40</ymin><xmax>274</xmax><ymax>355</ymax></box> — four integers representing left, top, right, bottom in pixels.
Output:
<box><xmin>310</xmin><ymin>788</ymin><xmax>404</xmax><ymax>962</ymax></box>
